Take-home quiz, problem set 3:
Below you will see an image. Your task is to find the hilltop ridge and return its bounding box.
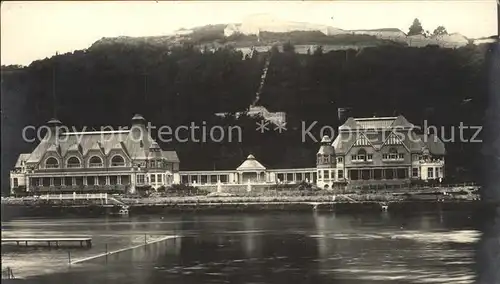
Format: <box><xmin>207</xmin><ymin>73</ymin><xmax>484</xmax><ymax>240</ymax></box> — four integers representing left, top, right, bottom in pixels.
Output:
<box><xmin>90</xmin><ymin>14</ymin><xmax>489</xmax><ymax>52</ymax></box>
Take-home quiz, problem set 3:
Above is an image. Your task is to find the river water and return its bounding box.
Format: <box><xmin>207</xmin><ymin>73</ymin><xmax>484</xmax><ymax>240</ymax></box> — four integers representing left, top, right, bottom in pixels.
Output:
<box><xmin>1</xmin><ymin>210</ymin><xmax>486</xmax><ymax>283</ymax></box>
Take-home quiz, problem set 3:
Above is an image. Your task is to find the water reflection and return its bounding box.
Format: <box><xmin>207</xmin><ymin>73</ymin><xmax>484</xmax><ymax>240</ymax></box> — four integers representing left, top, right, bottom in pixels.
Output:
<box><xmin>242</xmin><ymin>216</ymin><xmax>260</xmax><ymax>258</ymax></box>
<box><xmin>2</xmin><ymin>211</ymin><xmax>482</xmax><ymax>284</ymax></box>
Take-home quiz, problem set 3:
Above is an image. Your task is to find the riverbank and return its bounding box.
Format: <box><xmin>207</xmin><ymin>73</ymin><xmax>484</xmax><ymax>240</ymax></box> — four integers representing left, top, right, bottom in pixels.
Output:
<box><xmin>2</xmin><ymin>187</ymin><xmax>486</xmax><ymax>218</ymax></box>
<box><xmin>1</xmin><ymin>199</ymin><xmax>489</xmax><ymax>219</ymax></box>
<box><xmin>0</xmin><ymin>200</ymin><xmax>486</xmax><ymax>219</ymax></box>
<box><xmin>2</xmin><ymin>185</ymin><xmax>480</xmax><ymax>204</ymax></box>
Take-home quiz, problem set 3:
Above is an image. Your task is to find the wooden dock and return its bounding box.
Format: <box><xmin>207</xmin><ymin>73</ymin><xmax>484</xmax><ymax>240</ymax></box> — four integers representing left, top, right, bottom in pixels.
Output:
<box><xmin>2</xmin><ymin>237</ymin><xmax>92</xmax><ymax>248</ymax></box>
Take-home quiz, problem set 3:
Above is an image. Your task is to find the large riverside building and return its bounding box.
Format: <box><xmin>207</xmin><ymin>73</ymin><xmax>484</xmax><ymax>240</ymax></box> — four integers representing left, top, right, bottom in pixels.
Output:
<box><xmin>10</xmin><ymin>115</ymin><xmax>180</xmax><ymax>194</ymax></box>
<box><xmin>10</xmin><ymin>114</ymin><xmax>445</xmax><ymax>194</ymax></box>
<box><xmin>178</xmin><ymin>115</ymin><xmax>445</xmax><ymax>190</ymax></box>
<box><xmin>315</xmin><ymin>116</ymin><xmax>445</xmax><ymax>189</ymax></box>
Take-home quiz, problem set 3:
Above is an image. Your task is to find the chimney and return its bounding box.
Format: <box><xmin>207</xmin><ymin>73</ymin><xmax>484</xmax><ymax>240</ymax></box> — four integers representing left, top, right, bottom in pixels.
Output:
<box><xmin>131</xmin><ymin>114</ymin><xmax>146</xmax><ymax>126</ymax></box>
<box><xmin>337</xmin><ymin>107</ymin><xmax>351</xmax><ymax>125</ymax></box>
<box><xmin>45</xmin><ymin>118</ymin><xmax>64</xmax><ymax>140</ymax></box>
<box><xmin>131</xmin><ymin>114</ymin><xmax>147</xmax><ymax>142</ymax></box>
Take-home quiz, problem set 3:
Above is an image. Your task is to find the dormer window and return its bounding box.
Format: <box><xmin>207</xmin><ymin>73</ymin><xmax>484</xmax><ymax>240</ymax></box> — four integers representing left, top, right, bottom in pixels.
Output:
<box><xmin>45</xmin><ymin>157</ymin><xmax>59</xmax><ymax>169</ymax></box>
<box><xmin>88</xmin><ymin>156</ymin><xmax>103</xmax><ymax>168</ymax></box>
<box><xmin>382</xmin><ymin>148</ymin><xmax>404</xmax><ymax>160</ymax></box>
<box><xmin>66</xmin><ymin>157</ymin><xmax>81</xmax><ymax>168</ymax></box>
<box><xmin>111</xmin><ymin>155</ymin><xmax>125</xmax><ymax>167</ymax></box>
<box><xmin>357</xmin><ymin>149</ymin><xmax>366</xmax><ymax>161</ymax></box>
<box><xmin>150</xmin><ymin>144</ymin><xmax>161</xmax><ymax>152</ymax></box>
<box><xmin>353</xmin><ymin>149</ymin><xmax>369</xmax><ymax>162</ymax></box>
<box><xmin>389</xmin><ymin>148</ymin><xmax>398</xmax><ymax>160</ymax></box>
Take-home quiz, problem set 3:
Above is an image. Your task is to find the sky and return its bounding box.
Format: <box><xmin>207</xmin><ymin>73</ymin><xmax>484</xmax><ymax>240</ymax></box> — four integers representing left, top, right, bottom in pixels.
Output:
<box><xmin>1</xmin><ymin>1</ymin><xmax>498</xmax><ymax>66</ymax></box>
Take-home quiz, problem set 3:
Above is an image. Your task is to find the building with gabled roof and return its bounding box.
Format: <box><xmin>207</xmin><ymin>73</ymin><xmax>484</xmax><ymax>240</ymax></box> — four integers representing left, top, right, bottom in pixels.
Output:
<box><xmin>317</xmin><ymin>115</ymin><xmax>445</xmax><ymax>189</ymax></box>
<box><xmin>10</xmin><ymin>113</ymin><xmax>445</xmax><ymax>195</ymax></box>
<box><xmin>10</xmin><ymin>115</ymin><xmax>180</xmax><ymax>195</ymax></box>
<box><xmin>177</xmin><ymin>114</ymin><xmax>445</xmax><ymax>192</ymax></box>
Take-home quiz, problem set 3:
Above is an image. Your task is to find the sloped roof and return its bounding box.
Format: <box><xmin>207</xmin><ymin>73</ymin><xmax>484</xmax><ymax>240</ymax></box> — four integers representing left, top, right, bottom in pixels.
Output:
<box><xmin>88</xmin><ymin>141</ymin><xmax>103</xmax><ymax>153</ymax></box>
<box><xmin>354</xmin><ymin>117</ymin><xmax>396</xmax><ymax>129</ymax></box>
<box><xmin>63</xmin><ymin>132</ymin><xmax>129</xmax><ymax>157</ymax></box>
<box><xmin>150</xmin><ymin>140</ymin><xmax>160</xmax><ymax>148</ymax></box>
<box><xmin>109</xmin><ymin>141</ymin><xmax>126</xmax><ymax>153</ymax></box>
<box><xmin>123</xmin><ymin>136</ymin><xmax>149</xmax><ymax>160</ymax></box>
<box><xmin>15</xmin><ymin>153</ymin><xmax>31</xmax><ymax>168</ymax></box>
<box><xmin>391</xmin><ymin>115</ymin><xmax>415</xmax><ymax>129</ymax></box>
<box><xmin>339</xmin><ymin>115</ymin><xmax>414</xmax><ymax>132</ymax></box>
<box><xmin>237</xmin><ymin>154</ymin><xmax>266</xmax><ymax>171</ymax></box>
<box><xmin>406</xmin><ymin>131</ymin><xmax>426</xmax><ymax>152</ymax></box>
<box><xmin>318</xmin><ymin>136</ymin><xmax>334</xmax><ymax>154</ymax></box>
<box><xmin>364</xmin><ymin>131</ymin><xmax>391</xmax><ymax>149</ymax></box>
<box><xmin>332</xmin><ymin>115</ymin><xmax>445</xmax><ymax>155</ymax></box>
<box><xmin>357</xmin><ymin>119</ymin><xmax>393</xmax><ymax>129</ymax></box>
<box><xmin>132</xmin><ymin>114</ymin><xmax>146</xmax><ymax>122</ymax></box>
<box><xmin>417</xmin><ymin>134</ymin><xmax>446</xmax><ymax>155</ymax></box>
<box><xmin>67</xmin><ymin>143</ymin><xmax>82</xmax><ymax>154</ymax></box>
<box><xmin>317</xmin><ymin>145</ymin><xmax>334</xmax><ymax>155</ymax></box>
<box><xmin>26</xmin><ymin>117</ymin><xmax>180</xmax><ymax>164</ymax></box>
<box><xmin>320</xmin><ymin>135</ymin><xmax>331</xmax><ymax>143</ymax></box>
<box><xmin>147</xmin><ymin>141</ymin><xmax>163</xmax><ymax>159</ymax></box>
<box><xmin>162</xmin><ymin>150</ymin><xmax>180</xmax><ymax>162</ymax></box>
<box><xmin>332</xmin><ymin>132</ymin><xmax>354</xmax><ymax>154</ymax></box>
<box><xmin>338</xmin><ymin>117</ymin><xmax>359</xmax><ymax>131</ymax></box>
<box><xmin>46</xmin><ymin>143</ymin><xmax>61</xmax><ymax>155</ymax></box>
<box><xmin>332</xmin><ymin>131</ymin><xmax>445</xmax><ymax>155</ymax></box>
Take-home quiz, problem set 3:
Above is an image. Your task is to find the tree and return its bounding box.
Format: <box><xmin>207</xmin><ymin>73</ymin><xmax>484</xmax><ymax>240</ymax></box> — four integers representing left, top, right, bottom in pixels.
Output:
<box><xmin>283</xmin><ymin>41</ymin><xmax>295</xmax><ymax>53</ymax></box>
<box><xmin>433</xmin><ymin>26</ymin><xmax>448</xmax><ymax>36</ymax></box>
<box><xmin>270</xmin><ymin>44</ymin><xmax>280</xmax><ymax>55</ymax></box>
<box><xmin>408</xmin><ymin>18</ymin><xmax>424</xmax><ymax>36</ymax></box>
<box><xmin>1</xmin><ymin>64</ymin><xmax>24</xmax><ymax>71</ymax></box>
<box><xmin>0</xmin><ymin>40</ymin><xmax>490</xmax><ymax>193</ymax></box>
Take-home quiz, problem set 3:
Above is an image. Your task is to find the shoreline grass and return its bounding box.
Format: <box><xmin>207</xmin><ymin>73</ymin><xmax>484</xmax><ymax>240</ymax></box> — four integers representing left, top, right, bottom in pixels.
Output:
<box><xmin>2</xmin><ymin>190</ymin><xmax>479</xmax><ymax>206</ymax></box>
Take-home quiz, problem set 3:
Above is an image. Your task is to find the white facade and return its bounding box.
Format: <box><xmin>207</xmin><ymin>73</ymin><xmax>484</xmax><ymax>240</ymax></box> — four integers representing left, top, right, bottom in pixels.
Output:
<box><xmin>224</xmin><ymin>14</ymin><xmax>336</xmax><ymax>37</ymax></box>
<box><xmin>10</xmin><ymin>115</ymin><xmax>180</xmax><ymax>195</ymax></box>
<box><xmin>11</xmin><ymin>115</ymin><xmax>447</xmax><ymax>195</ymax></box>
<box><xmin>316</xmin><ymin>116</ymin><xmax>446</xmax><ymax>189</ymax></box>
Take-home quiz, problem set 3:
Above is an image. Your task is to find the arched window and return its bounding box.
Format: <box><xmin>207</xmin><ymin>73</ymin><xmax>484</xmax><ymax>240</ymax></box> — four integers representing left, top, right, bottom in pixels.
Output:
<box><xmin>66</xmin><ymin>157</ymin><xmax>81</xmax><ymax>168</ymax></box>
<box><xmin>111</xmin><ymin>155</ymin><xmax>125</xmax><ymax>167</ymax></box>
<box><xmin>88</xmin><ymin>156</ymin><xmax>103</xmax><ymax>168</ymax></box>
<box><xmin>357</xmin><ymin>149</ymin><xmax>367</xmax><ymax>161</ymax></box>
<box><xmin>45</xmin><ymin>157</ymin><xmax>59</xmax><ymax>169</ymax></box>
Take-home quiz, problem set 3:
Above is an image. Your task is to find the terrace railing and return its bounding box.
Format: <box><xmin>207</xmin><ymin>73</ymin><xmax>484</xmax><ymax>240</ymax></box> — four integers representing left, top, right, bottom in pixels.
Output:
<box><xmin>39</xmin><ymin>193</ymin><xmax>109</xmax><ymax>203</ymax></box>
<box><xmin>29</xmin><ymin>185</ymin><xmax>129</xmax><ymax>193</ymax></box>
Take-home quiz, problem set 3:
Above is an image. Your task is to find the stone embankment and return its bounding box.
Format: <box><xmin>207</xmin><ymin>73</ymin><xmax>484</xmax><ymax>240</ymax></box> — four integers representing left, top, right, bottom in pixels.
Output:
<box><xmin>1</xmin><ymin>186</ymin><xmax>483</xmax><ymax>218</ymax></box>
